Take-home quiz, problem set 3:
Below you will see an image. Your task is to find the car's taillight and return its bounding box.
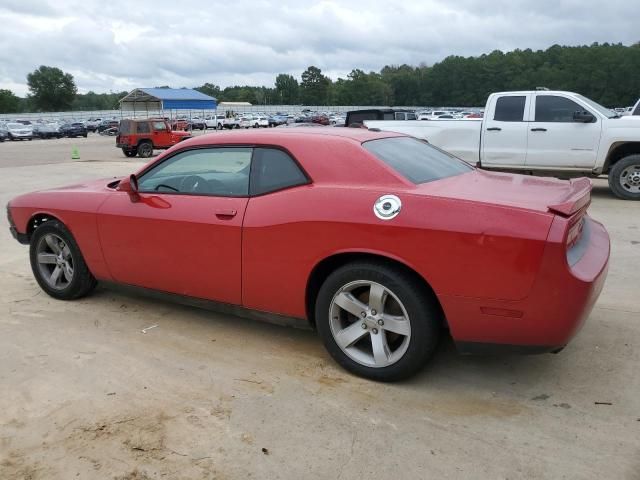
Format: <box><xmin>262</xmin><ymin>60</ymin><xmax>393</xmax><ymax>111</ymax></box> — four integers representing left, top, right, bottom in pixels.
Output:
<box><xmin>567</xmin><ymin>216</ymin><xmax>585</xmax><ymax>249</ymax></box>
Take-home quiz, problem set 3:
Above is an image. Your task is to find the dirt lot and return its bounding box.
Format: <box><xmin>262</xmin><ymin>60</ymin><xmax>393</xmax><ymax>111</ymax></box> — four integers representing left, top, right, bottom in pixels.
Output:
<box><xmin>0</xmin><ymin>135</ymin><xmax>638</xmax><ymax>479</ymax></box>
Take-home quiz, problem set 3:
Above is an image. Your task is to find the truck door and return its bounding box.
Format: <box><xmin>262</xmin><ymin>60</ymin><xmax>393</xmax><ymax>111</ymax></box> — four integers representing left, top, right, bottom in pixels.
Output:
<box><xmin>151</xmin><ymin>120</ymin><xmax>173</xmax><ymax>148</ymax></box>
<box><xmin>525</xmin><ymin>94</ymin><xmax>602</xmax><ymax>169</ymax></box>
<box><xmin>481</xmin><ymin>94</ymin><xmax>531</xmax><ymax>167</ymax></box>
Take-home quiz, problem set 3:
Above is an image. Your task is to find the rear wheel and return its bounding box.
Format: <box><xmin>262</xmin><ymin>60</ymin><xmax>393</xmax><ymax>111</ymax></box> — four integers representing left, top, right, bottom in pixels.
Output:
<box><xmin>137</xmin><ymin>141</ymin><xmax>153</xmax><ymax>158</ymax></box>
<box><xmin>29</xmin><ymin>220</ymin><xmax>97</xmax><ymax>300</ymax></box>
<box><xmin>315</xmin><ymin>262</ymin><xmax>440</xmax><ymax>381</ymax></box>
<box><xmin>609</xmin><ymin>154</ymin><xmax>640</xmax><ymax>200</ymax></box>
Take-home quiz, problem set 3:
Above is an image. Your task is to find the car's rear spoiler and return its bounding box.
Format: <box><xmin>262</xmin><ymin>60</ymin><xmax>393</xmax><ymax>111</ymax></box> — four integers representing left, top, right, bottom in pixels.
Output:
<box><xmin>547</xmin><ymin>177</ymin><xmax>592</xmax><ymax>217</ymax></box>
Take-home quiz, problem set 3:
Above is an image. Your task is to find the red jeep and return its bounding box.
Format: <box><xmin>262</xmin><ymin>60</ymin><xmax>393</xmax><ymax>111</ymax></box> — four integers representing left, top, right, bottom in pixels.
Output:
<box><xmin>116</xmin><ymin>118</ymin><xmax>191</xmax><ymax>158</ymax></box>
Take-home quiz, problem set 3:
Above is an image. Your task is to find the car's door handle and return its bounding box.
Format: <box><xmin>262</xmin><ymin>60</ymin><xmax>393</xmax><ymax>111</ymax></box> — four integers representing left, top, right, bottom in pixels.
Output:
<box><xmin>486</xmin><ymin>127</ymin><xmax>502</xmax><ymax>131</ymax></box>
<box><xmin>215</xmin><ymin>209</ymin><xmax>237</xmax><ymax>218</ymax></box>
<box><xmin>531</xmin><ymin>128</ymin><xmax>547</xmax><ymax>132</ymax></box>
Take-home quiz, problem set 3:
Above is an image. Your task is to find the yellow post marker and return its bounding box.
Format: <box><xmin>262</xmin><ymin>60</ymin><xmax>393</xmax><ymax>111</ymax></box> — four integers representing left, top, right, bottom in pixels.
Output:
<box><xmin>71</xmin><ymin>146</ymin><xmax>80</xmax><ymax>160</ymax></box>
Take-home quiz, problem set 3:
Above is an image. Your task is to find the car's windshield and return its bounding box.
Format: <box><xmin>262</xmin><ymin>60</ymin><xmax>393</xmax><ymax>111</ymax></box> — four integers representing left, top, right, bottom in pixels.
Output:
<box><xmin>362</xmin><ymin>137</ymin><xmax>473</xmax><ymax>184</ymax></box>
<box><xmin>7</xmin><ymin>123</ymin><xmax>22</xmax><ymax>128</ymax></box>
<box><xmin>574</xmin><ymin>94</ymin><xmax>619</xmax><ymax>118</ymax></box>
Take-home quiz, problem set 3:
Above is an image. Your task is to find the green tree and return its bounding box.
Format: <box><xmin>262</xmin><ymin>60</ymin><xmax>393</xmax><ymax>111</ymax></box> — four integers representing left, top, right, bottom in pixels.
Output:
<box><xmin>300</xmin><ymin>66</ymin><xmax>331</xmax><ymax>105</ymax></box>
<box><xmin>195</xmin><ymin>83</ymin><xmax>222</xmax><ymax>99</ymax></box>
<box><xmin>26</xmin><ymin>66</ymin><xmax>77</xmax><ymax>111</ymax></box>
<box><xmin>275</xmin><ymin>74</ymin><xmax>299</xmax><ymax>104</ymax></box>
<box><xmin>0</xmin><ymin>89</ymin><xmax>20</xmax><ymax>113</ymax></box>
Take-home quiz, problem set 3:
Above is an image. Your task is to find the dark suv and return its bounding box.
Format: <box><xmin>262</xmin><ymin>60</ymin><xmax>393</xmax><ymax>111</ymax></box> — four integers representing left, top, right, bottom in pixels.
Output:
<box><xmin>60</xmin><ymin>122</ymin><xmax>88</xmax><ymax>138</ymax></box>
<box><xmin>116</xmin><ymin>118</ymin><xmax>191</xmax><ymax>158</ymax></box>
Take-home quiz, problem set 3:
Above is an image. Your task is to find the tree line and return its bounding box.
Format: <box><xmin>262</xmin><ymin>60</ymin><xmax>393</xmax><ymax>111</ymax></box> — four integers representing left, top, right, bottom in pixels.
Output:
<box><xmin>1</xmin><ymin>42</ymin><xmax>639</xmax><ymax>114</ymax></box>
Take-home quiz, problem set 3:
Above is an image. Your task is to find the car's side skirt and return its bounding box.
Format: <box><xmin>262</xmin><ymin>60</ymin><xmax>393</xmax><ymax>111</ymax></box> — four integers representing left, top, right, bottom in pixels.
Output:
<box><xmin>100</xmin><ymin>281</ymin><xmax>312</xmax><ymax>330</ymax></box>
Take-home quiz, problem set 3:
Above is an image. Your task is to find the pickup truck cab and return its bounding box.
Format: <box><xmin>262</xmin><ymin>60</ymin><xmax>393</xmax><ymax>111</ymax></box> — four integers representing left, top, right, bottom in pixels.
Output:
<box><xmin>117</xmin><ymin>118</ymin><xmax>191</xmax><ymax>158</ymax></box>
<box><xmin>366</xmin><ymin>90</ymin><xmax>640</xmax><ymax>200</ymax></box>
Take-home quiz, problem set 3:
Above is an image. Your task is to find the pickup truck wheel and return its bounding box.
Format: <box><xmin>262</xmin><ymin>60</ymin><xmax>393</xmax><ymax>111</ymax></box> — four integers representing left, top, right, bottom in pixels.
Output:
<box><xmin>315</xmin><ymin>261</ymin><xmax>440</xmax><ymax>381</ymax></box>
<box><xmin>609</xmin><ymin>154</ymin><xmax>640</xmax><ymax>200</ymax></box>
<box><xmin>217</xmin><ymin>123</ymin><xmax>223</xmax><ymax>130</ymax></box>
<box><xmin>137</xmin><ymin>141</ymin><xmax>153</xmax><ymax>158</ymax></box>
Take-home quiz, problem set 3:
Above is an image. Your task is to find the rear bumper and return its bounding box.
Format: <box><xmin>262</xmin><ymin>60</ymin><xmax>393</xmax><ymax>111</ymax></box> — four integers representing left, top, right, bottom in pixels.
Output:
<box><xmin>441</xmin><ymin>215</ymin><xmax>610</xmax><ymax>353</ymax></box>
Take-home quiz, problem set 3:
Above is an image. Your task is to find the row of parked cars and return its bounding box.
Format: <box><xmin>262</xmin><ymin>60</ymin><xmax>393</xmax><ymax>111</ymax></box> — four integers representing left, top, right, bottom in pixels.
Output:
<box><xmin>0</xmin><ymin>118</ymin><xmax>123</xmax><ymax>142</ymax></box>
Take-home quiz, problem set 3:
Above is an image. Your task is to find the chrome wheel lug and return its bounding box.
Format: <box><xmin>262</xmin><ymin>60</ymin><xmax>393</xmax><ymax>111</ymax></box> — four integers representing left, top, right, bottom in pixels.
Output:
<box><xmin>378</xmin><ymin>319</ymin><xmax>384</xmax><ymax>326</ymax></box>
<box><xmin>371</xmin><ymin>309</ymin><xmax>377</xmax><ymax>315</ymax></box>
<box><xmin>361</xmin><ymin>323</ymin><xmax>367</xmax><ymax>329</ymax></box>
<box><xmin>372</xmin><ymin>328</ymin><xmax>378</xmax><ymax>334</ymax></box>
<box><xmin>360</xmin><ymin>311</ymin><xmax>366</xmax><ymax>318</ymax></box>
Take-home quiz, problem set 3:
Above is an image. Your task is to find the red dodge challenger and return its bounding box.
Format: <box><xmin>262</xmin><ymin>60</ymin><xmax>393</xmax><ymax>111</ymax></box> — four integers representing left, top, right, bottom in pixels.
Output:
<box><xmin>7</xmin><ymin>128</ymin><xmax>610</xmax><ymax>381</ymax></box>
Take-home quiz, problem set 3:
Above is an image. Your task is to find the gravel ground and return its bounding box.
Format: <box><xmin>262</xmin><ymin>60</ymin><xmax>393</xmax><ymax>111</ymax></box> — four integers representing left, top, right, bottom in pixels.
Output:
<box><xmin>0</xmin><ymin>135</ymin><xmax>638</xmax><ymax>480</ymax></box>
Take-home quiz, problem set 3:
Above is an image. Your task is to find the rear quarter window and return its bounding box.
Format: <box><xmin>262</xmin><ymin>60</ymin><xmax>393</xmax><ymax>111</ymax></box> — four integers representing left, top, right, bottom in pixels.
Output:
<box><xmin>362</xmin><ymin>137</ymin><xmax>473</xmax><ymax>184</ymax></box>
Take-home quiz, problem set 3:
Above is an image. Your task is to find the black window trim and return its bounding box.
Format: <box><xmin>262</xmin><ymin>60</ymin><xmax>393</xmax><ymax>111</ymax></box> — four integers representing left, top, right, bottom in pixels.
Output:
<box><xmin>134</xmin><ymin>144</ymin><xmax>312</xmax><ymax>199</ymax></box>
<box><xmin>493</xmin><ymin>95</ymin><xmax>527</xmax><ymax>123</ymax></box>
<box><xmin>533</xmin><ymin>94</ymin><xmax>597</xmax><ymax>123</ymax></box>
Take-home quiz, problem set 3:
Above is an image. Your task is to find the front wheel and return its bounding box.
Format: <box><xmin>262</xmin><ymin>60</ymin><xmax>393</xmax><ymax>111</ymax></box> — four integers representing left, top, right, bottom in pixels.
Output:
<box><xmin>137</xmin><ymin>141</ymin><xmax>153</xmax><ymax>158</ymax></box>
<box><xmin>122</xmin><ymin>147</ymin><xmax>137</xmax><ymax>157</ymax></box>
<box><xmin>315</xmin><ymin>262</ymin><xmax>440</xmax><ymax>381</ymax></box>
<box><xmin>29</xmin><ymin>220</ymin><xmax>97</xmax><ymax>300</ymax></box>
<box><xmin>609</xmin><ymin>154</ymin><xmax>640</xmax><ymax>200</ymax></box>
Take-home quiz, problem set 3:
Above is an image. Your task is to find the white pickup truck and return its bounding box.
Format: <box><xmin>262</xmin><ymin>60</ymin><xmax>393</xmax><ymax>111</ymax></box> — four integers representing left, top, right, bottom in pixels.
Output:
<box><xmin>365</xmin><ymin>90</ymin><xmax>640</xmax><ymax>200</ymax></box>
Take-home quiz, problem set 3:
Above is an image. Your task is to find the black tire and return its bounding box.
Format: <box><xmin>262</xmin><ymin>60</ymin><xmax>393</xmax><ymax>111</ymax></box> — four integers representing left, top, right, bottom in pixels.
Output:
<box><xmin>137</xmin><ymin>141</ymin><xmax>153</xmax><ymax>158</ymax></box>
<box><xmin>83</xmin><ymin>133</ymin><xmax>87</xmax><ymax>138</ymax></box>
<box><xmin>315</xmin><ymin>261</ymin><xmax>440</xmax><ymax>381</ymax></box>
<box><xmin>122</xmin><ymin>147</ymin><xmax>137</xmax><ymax>157</ymax></box>
<box><xmin>608</xmin><ymin>154</ymin><xmax>640</xmax><ymax>200</ymax></box>
<box><xmin>29</xmin><ymin>220</ymin><xmax>97</xmax><ymax>300</ymax></box>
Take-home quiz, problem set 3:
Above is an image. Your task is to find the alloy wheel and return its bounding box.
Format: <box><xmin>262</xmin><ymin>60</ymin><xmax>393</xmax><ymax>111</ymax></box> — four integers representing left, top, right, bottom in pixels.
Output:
<box><xmin>329</xmin><ymin>280</ymin><xmax>411</xmax><ymax>368</ymax></box>
<box><xmin>36</xmin><ymin>233</ymin><xmax>74</xmax><ymax>290</ymax></box>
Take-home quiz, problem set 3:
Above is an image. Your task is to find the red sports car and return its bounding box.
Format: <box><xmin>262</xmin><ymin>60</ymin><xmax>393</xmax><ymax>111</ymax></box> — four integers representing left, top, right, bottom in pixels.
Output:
<box><xmin>7</xmin><ymin>129</ymin><xmax>610</xmax><ymax>381</ymax></box>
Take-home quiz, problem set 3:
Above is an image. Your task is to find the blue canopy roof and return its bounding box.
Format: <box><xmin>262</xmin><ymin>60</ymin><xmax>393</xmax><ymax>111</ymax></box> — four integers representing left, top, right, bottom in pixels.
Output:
<box><xmin>120</xmin><ymin>88</ymin><xmax>217</xmax><ymax>110</ymax></box>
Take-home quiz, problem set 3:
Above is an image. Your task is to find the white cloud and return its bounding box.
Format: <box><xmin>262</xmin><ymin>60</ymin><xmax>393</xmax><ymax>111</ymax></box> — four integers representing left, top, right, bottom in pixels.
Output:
<box><xmin>0</xmin><ymin>0</ymin><xmax>637</xmax><ymax>96</ymax></box>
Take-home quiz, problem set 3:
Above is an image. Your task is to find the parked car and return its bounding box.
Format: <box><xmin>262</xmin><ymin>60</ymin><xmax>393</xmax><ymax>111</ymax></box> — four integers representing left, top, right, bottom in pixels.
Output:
<box><xmin>0</xmin><ymin>123</ymin><xmax>7</xmax><ymax>142</ymax></box>
<box><xmin>97</xmin><ymin>120</ymin><xmax>120</xmax><ymax>133</ymax></box>
<box><xmin>366</xmin><ymin>90</ymin><xmax>640</xmax><ymax>200</ymax></box>
<box><xmin>204</xmin><ymin>114</ymin><xmax>227</xmax><ymax>130</ymax></box>
<box><xmin>268</xmin><ymin>114</ymin><xmax>288</xmax><ymax>127</ymax></box>
<box><xmin>238</xmin><ymin>115</ymin><xmax>254</xmax><ymax>129</ymax></box>
<box><xmin>85</xmin><ymin>118</ymin><xmax>103</xmax><ymax>132</ymax></box>
<box><xmin>116</xmin><ymin>118</ymin><xmax>191</xmax><ymax>158</ymax></box>
<box><xmin>252</xmin><ymin>116</ymin><xmax>269</xmax><ymax>128</ymax></box>
<box><xmin>190</xmin><ymin>118</ymin><xmax>207</xmax><ymax>130</ymax></box>
<box><xmin>345</xmin><ymin>109</ymin><xmax>416</xmax><ymax>127</ymax></box>
<box><xmin>33</xmin><ymin>122</ymin><xmax>62</xmax><ymax>139</ymax></box>
<box><xmin>6</xmin><ymin>122</ymin><xmax>33</xmax><ymax>140</ymax></box>
<box><xmin>7</xmin><ymin>128</ymin><xmax>610</xmax><ymax>381</ymax></box>
<box><xmin>60</xmin><ymin>122</ymin><xmax>88</xmax><ymax>138</ymax></box>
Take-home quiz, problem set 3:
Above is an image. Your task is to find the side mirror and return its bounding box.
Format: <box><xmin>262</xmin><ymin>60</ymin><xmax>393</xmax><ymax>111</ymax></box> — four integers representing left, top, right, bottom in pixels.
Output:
<box><xmin>573</xmin><ymin>111</ymin><xmax>595</xmax><ymax>123</ymax></box>
<box><xmin>117</xmin><ymin>174</ymin><xmax>139</xmax><ymax>201</ymax></box>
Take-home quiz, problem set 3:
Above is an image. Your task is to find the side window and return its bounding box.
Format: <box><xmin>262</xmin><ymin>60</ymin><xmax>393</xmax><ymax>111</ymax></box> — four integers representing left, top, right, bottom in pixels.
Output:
<box><xmin>407</xmin><ymin>113</ymin><xmax>417</xmax><ymax>120</ymax></box>
<box><xmin>494</xmin><ymin>96</ymin><xmax>526</xmax><ymax>122</ymax></box>
<box><xmin>137</xmin><ymin>122</ymin><xmax>150</xmax><ymax>133</ymax></box>
<box><xmin>535</xmin><ymin>95</ymin><xmax>589</xmax><ymax>122</ymax></box>
<box><xmin>395</xmin><ymin>113</ymin><xmax>405</xmax><ymax>120</ymax></box>
<box><xmin>138</xmin><ymin>148</ymin><xmax>252</xmax><ymax>196</ymax></box>
<box><xmin>152</xmin><ymin>121</ymin><xmax>167</xmax><ymax>131</ymax></box>
<box><xmin>250</xmin><ymin>148</ymin><xmax>308</xmax><ymax>196</ymax></box>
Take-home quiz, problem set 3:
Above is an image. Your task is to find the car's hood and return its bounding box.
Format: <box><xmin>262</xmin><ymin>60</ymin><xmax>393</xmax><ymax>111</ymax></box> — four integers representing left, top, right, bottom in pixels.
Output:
<box><xmin>416</xmin><ymin>169</ymin><xmax>590</xmax><ymax>216</ymax></box>
<box><xmin>36</xmin><ymin>177</ymin><xmax>120</xmax><ymax>194</ymax></box>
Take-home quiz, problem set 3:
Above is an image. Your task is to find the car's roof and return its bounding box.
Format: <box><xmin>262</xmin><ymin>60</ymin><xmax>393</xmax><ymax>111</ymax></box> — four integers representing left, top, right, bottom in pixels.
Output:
<box><xmin>181</xmin><ymin>127</ymin><xmax>403</xmax><ymax>149</ymax></box>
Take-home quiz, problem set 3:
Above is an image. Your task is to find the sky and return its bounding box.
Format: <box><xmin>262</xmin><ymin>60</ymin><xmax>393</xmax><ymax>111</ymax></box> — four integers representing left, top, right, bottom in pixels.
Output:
<box><xmin>0</xmin><ymin>0</ymin><xmax>637</xmax><ymax>96</ymax></box>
